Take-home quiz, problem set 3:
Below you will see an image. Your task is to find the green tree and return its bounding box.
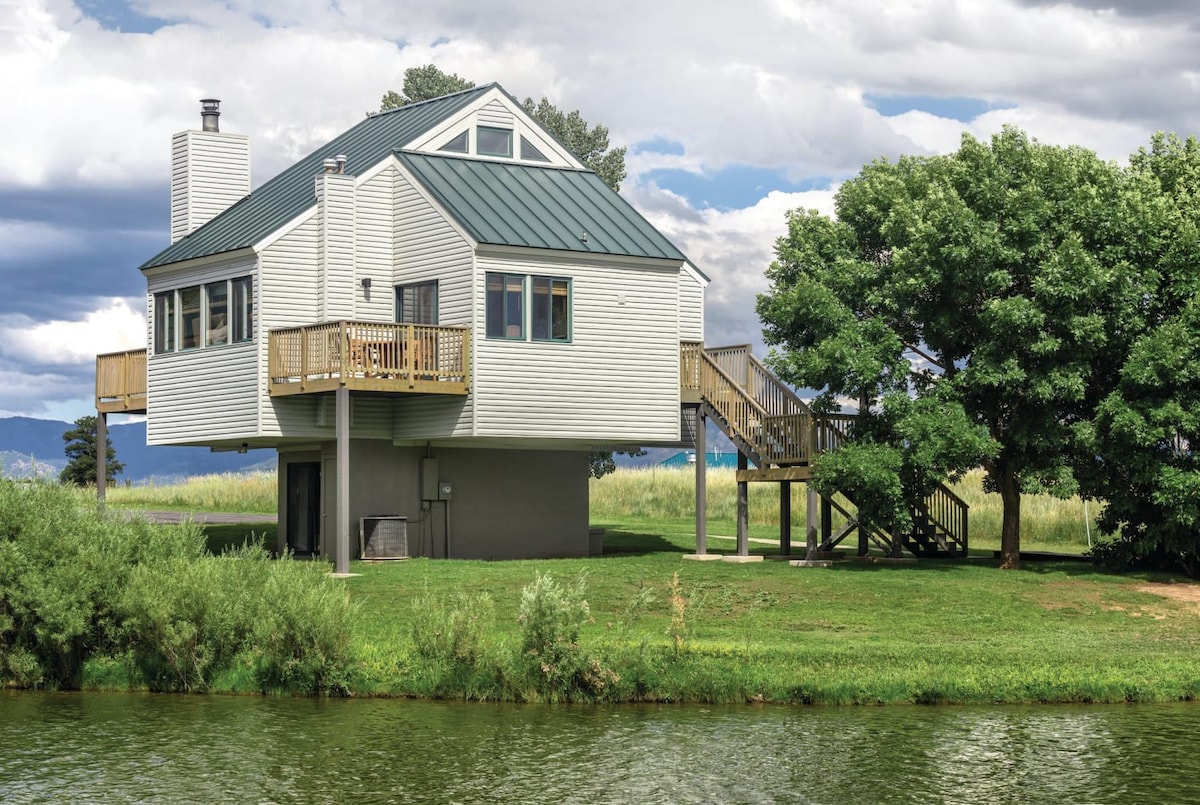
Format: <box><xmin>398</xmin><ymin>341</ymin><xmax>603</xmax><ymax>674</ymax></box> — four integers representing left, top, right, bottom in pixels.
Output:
<box><xmin>758</xmin><ymin>127</ymin><xmax>1157</xmax><ymax>568</ymax></box>
<box><xmin>380</xmin><ymin>64</ymin><xmax>627</xmax><ymax>191</ymax></box>
<box><xmin>60</xmin><ymin>415</ymin><xmax>123</xmax><ymax>486</ymax></box>
<box><xmin>1081</xmin><ymin>133</ymin><xmax>1200</xmax><ymax>578</ymax></box>
<box><xmin>380</xmin><ymin>65</ymin><xmax>474</xmax><ymax>110</ymax></box>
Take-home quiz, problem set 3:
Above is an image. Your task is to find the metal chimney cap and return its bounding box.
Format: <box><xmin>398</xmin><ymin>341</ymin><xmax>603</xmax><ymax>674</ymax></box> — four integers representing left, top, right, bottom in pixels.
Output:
<box><xmin>334</xmin><ymin>154</ymin><xmax>347</xmax><ymax>174</ymax></box>
<box><xmin>199</xmin><ymin>98</ymin><xmax>221</xmax><ymax>133</ymax></box>
<box><xmin>322</xmin><ymin>158</ymin><xmax>338</xmax><ymax>173</ymax></box>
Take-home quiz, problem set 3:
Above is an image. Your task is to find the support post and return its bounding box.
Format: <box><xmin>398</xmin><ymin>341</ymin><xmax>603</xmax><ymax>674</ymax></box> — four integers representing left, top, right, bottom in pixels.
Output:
<box><xmin>335</xmin><ymin>386</ymin><xmax>350</xmax><ymax>575</ymax></box>
<box><xmin>736</xmin><ymin>451</ymin><xmax>749</xmax><ymax>556</ymax></box>
<box><xmin>780</xmin><ymin>480</ymin><xmax>791</xmax><ymax>556</ymax></box>
<box><xmin>806</xmin><ymin>482</ymin><xmax>818</xmax><ymax>561</ymax></box>
<box><xmin>821</xmin><ymin>494</ymin><xmax>831</xmax><ymax>550</ymax></box>
<box><xmin>96</xmin><ymin>411</ymin><xmax>107</xmax><ymax>503</ymax></box>
<box><xmin>695</xmin><ymin>408</ymin><xmax>707</xmax><ymax>555</ymax></box>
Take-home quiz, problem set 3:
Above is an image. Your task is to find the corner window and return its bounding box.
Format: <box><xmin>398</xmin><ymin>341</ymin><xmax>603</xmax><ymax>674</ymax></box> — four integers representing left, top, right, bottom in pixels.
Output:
<box><xmin>439</xmin><ymin>130</ymin><xmax>468</xmax><ymax>154</ymax></box>
<box><xmin>532</xmin><ymin>277</ymin><xmax>570</xmax><ymax>341</ymax></box>
<box><xmin>179</xmin><ymin>286</ymin><xmax>201</xmax><ymax>350</ymax></box>
<box><xmin>477</xmin><ymin>126</ymin><xmax>513</xmax><ymax>158</ymax></box>
<box><xmin>231</xmin><ymin>276</ymin><xmax>253</xmax><ymax>343</ymax></box>
<box><xmin>396</xmin><ymin>280</ymin><xmax>439</xmax><ymax>324</ymax></box>
<box><xmin>486</xmin><ymin>273</ymin><xmax>524</xmax><ymax>338</ymax></box>
<box><xmin>153</xmin><ymin>275</ymin><xmax>253</xmax><ymax>354</ymax></box>
<box><xmin>521</xmin><ymin>135</ymin><xmax>550</xmax><ymax>163</ymax></box>
<box><xmin>154</xmin><ymin>291</ymin><xmax>175</xmax><ymax>353</ymax></box>
<box><xmin>205</xmin><ymin>280</ymin><xmax>228</xmax><ymax>347</ymax></box>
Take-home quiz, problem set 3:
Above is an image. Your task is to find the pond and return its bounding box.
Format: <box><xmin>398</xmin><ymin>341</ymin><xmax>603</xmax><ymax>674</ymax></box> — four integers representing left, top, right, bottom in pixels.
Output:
<box><xmin>2</xmin><ymin>692</ymin><xmax>1197</xmax><ymax>803</ymax></box>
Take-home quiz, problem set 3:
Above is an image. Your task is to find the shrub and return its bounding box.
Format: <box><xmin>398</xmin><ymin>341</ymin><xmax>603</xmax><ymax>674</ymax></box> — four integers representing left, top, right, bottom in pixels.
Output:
<box><xmin>410</xmin><ymin>589</ymin><xmax>493</xmax><ymax>669</ymax></box>
<box><xmin>0</xmin><ymin>480</ymin><xmax>203</xmax><ymax>688</ymax></box>
<box><xmin>516</xmin><ymin>573</ymin><xmax>617</xmax><ymax>700</ymax></box>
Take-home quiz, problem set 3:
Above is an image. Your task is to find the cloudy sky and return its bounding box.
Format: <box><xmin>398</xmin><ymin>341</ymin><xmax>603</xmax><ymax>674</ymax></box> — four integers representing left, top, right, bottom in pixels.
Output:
<box><xmin>3</xmin><ymin>0</ymin><xmax>1199</xmax><ymax>422</ymax></box>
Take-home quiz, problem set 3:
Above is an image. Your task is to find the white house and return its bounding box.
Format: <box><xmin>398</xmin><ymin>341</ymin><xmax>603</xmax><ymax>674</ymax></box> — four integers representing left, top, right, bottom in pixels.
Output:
<box><xmin>97</xmin><ymin>86</ymin><xmax>708</xmax><ymax>569</ymax></box>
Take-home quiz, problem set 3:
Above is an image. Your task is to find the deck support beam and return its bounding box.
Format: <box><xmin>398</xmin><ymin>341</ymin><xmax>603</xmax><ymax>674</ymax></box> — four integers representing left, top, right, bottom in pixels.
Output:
<box><xmin>780</xmin><ymin>481</ymin><xmax>791</xmax><ymax>556</ymax></box>
<box><xmin>335</xmin><ymin>386</ymin><xmax>350</xmax><ymax>575</ymax></box>
<box><xmin>805</xmin><ymin>482</ymin><xmax>818</xmax><ymax>561</ymax></box>
<box><xmin>96</xmin><ymin>411</ymin><xmax>107</xmax><ymax>503</ymax></box>
<box><xmin>736</xmin><ymin>451</ymin><xmax>749</xmax><ymax>556</ymax></box>
<box><xmin>695</xmin><ymin>409</ymin><xmax>707</xmax><ymax>555</ymax></box>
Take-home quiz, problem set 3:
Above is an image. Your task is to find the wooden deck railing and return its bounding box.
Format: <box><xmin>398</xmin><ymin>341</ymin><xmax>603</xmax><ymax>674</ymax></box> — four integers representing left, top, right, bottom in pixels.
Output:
<box><xmin>269</xmin><ymin>321</ymin><xmax>470</xmax><ymax>396</ymax></box>
<box><xmin>96</xmin><ymin>349</ymin><xmax>147</xmax><ymax>413</ymax></box>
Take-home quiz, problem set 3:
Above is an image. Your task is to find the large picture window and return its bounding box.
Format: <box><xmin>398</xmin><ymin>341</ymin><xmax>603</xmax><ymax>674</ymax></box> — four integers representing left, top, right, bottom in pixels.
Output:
<box><xmin>396</xmin><ymin>280</ymin><xmax>439</xmax><ymax>324</ymax></box>
<box><xmin>154</xmin><ymin>275</ymin><xmax>253</xmax><ymax>354</ymax></box>
<box><xmin>532</xmin><ymin>277</ymin><xmax>570</xmax><ymax>341</ymax></box>
<box><xmin>486</xmin><ymin>272</ymin><xmax>572</xmax><ymax>342</ymax></box>
<box><xmin>486</xmin><ymin>273</ymin><xmax>525</xmax><ymax>338</ymax></box>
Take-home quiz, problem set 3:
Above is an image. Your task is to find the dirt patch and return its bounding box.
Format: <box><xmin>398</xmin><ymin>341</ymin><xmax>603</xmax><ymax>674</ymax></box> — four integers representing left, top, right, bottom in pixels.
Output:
<box><xmin>1137</xmin><ymin>582</ymin><xmax>1200</xmax><ymax>605</ymax></box>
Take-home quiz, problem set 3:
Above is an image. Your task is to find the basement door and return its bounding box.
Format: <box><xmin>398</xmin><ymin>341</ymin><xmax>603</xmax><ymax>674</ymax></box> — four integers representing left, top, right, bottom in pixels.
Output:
<box><xmin>286</xmin><ymin>462</ymin><xmax>321</xmax><ymax>556</ymax></box>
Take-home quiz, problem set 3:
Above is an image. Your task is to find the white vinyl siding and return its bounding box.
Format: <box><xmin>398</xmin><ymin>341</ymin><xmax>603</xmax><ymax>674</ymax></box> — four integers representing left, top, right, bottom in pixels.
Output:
<box><xmin>391</xmin><ymin>168</ymin><xmax>475</xmax><ymax>440</ymax></box>
<box><xmin>354</xmin><ymin>167</ymin><xmax>395</xmax><ymax>321</ymax></box>
<box><xmin>170</xmin><ymin>130</ymin><xmax>250</xmax><ymax>243</ymax></box>
<box><xmin>678</xmin><ymin>265</ymin><xmax>705</xmax><ymax>342</ymax></box>
<box><xmin>472</xmin><ymin>253</ymin><xmax>681</xmax><ymax>442</ymax></box>
<box><xmin>145</xmin><ymin>255</ymin><xmax>258</xmax><ymax>445</ymax></box>
<box><xmin>259</xmin><ymin>215</ymin><xmax>319</xmax><ymax>437</ymax></box>
<box><xmin>477</xmin><ymin>99</ymin><xmax>514</xmax><ymax>129</ymax></box>
<box><xmin>317</xmin><ymin>173</ymin><xmax>356</xmax><ymax>321</ymax></box>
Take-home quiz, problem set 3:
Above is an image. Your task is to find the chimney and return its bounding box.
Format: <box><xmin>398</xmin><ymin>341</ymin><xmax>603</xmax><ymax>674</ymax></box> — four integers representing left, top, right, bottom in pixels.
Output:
<box><xmin>316</xmin><ymin>154</ymin><xmax>357</xmax><ymax>320</ymax></box>
<box><xmin>170</xmin><ymin>98</ymin><xmax>251</xmax><ymax>243</ymax></box>
<box><xmin>200</xmin><ymin>98</ymin><xmax>221</xmax><ymax>132</ymax></box>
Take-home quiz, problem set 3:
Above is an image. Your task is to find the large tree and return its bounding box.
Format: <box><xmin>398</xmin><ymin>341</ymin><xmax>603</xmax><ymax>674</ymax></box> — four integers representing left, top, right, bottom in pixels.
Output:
<box><xmin>60</xmin><ymin>415</ymin><xmax>123</xmax><ymax>486</ymax></box>
<box><xmin>1080</xmin><ymin>133</ymin><xmax>1200</xmax><ymax>577</ymax></box>
<box><xmin>758</xmin><ymin>127</ymin><xmax>1159</xmax><ymax>568</ymax></box>
<box><xmin>380</xmin><ymin>65</ymin><xmax>626</xmax><ymax>191</ymax></box>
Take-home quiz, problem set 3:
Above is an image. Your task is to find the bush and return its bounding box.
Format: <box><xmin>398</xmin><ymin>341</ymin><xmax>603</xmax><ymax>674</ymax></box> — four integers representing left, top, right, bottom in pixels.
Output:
<box><xmin>0</xmin><ymin>480</ymin><xmax>203</xmax><ymax>688</ymax></box>
<box><xmin>516</xmin><ymin>573</ymin><xmax>617</xmax><ymax>701</ymax></box>
<box><xmin>0</xmin><ymin>481</ymin><xmax>355</xmax><ymax>695</ymax></box>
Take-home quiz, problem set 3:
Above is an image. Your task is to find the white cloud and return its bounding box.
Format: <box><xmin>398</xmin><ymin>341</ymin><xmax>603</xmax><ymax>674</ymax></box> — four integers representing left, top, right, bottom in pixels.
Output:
<box><xmin>0</xmin><ymin>298</ymin><xmax>145</xmax><ymax>366</ymax></box>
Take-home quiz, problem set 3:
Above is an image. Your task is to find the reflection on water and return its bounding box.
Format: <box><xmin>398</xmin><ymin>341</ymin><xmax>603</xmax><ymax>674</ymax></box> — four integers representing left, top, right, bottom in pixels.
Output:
<box><xmin>1</xmin><ymin>692</ymin><xmax>1198</xmax><ymax>804</ymax></box>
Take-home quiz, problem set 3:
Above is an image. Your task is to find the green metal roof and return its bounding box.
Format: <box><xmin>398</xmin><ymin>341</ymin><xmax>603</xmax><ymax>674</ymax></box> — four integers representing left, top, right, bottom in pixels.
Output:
<box><xmin>140</xmin><ymin>85</ymin><xmax>493</xmax><ymax>270</ymax></box>
<box><xmin>396</xmin><ymin>152</ymin><xmax>685</xmax><ymax>261</ymax></box>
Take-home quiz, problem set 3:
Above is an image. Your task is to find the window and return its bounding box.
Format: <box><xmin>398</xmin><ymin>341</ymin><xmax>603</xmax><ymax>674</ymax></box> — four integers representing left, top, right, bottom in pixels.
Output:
<box><xmin>205</xmin><ymin>280</ymin><xmax>228</xmax><ymax>347</ymax></box>
<box><xmin>153</xmin><ymin>275</ymin><xmax>253</xmax><ymax>354</ymax></box>
<box><xmin>396</xmin><ymin>280</ymin><xmax>438</xmax><ymax>324</ymax></box>
<box><xmin>477</xmin><ymin>126</ymin><xmax>513</xmax><ymax>158</ymax></box>
<box><xmin>520</xmin><ymin>135</ymin><xmax>550</xmax><ymax>163</ymax></box>
<box><xmin>231</xmin><ymin>276</ymin><xmax>253</xmax><ymax>343</ymax></box>
<box><xmin>486</xmin><ymin>273</ymin><xmax>525</xmax><ymax>338</ymax></box>
<box><xmin>532</xmin><ymin>277</ymin><xmax>570</xmax><ymax>341</ymax></box>
<box><xmin>154</xmin><ymin>291</ymin><xmax>175</xmax><ymax>353</ymax></box>
<box><xmin>439</xmin><ymin>130</ymin><xmax>469</xmax><ymax>153</ymax></box>
<box><xmin>179</xmin><ymin>286</ymin><xmax>201</xmax><ymax>350</ymax></box>
<box><xmin>486</xmin><ymin>273</ymin><xmax>573</xmax><ymax>342</ymax></box>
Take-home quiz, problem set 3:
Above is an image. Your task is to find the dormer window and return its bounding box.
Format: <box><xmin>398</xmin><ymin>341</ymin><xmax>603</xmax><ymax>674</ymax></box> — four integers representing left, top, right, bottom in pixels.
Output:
<box><xmin>520</xmin><ymin>136</ymin><xmax>550</xmax><ymax>163</ymax></box>
<box><xmin>477</xmin><ymin>126</ymin><xmax>513</xmax><ymax>158</ymax></box>
<box><xmin>439</xmin><ymin>130</ymin><xmax>469</xmax><ymax>154</ymax></box>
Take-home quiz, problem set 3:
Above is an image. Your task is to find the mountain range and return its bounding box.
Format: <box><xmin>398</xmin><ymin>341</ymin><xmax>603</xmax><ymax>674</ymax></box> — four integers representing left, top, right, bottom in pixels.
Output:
<box><xmin>0</xmin><ymin>417</ymin><xmax>272</xmax><ymax>483</ymax></box>
<box><xmin>0</xmin><ymin>416</ymin><xmax>734</xmax><ymax>483</ymax></box>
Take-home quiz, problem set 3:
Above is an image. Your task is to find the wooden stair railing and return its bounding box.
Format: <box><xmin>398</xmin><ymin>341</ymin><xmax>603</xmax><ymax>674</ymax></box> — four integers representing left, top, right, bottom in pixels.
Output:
<box><xmin>694</xmin><ymin>343</ymin><xmax>969</xmax><ymax>558</ymax></box>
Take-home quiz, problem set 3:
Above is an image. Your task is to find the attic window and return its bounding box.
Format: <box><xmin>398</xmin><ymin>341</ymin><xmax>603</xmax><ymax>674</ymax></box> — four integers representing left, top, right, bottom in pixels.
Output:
<box><xmin>439</xmin><ymin>130</ymin><xmax>469</xmax><ymax>154</ymax></box>
<box><xmin>477</xmin><ymin>126</ymin><xmax>513</xmax><ymax>158</ymax></box>
<box><xmin>521</xmin><ymin>136</ymin><xmax>550</xmax><ymax>163</ymax></box>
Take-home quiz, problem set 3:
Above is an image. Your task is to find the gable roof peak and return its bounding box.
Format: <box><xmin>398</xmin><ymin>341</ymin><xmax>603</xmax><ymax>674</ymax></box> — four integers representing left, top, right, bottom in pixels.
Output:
<box><xmin>370</xmin><ymin>82</ymin><xmax>499</xmax><ymax>119</ymax></box>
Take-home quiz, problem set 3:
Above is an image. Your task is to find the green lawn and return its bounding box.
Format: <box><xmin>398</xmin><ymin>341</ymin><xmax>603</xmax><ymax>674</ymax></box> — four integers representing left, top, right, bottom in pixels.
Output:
<box><xmin>195</xmin><ymin>518</ymin><xmax>1200</xmax><ymax>704</ymax></box>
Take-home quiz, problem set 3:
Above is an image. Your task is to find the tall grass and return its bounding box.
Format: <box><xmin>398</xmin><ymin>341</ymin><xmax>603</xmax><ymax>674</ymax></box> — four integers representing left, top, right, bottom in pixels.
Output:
<box><xmin>591</xmin><ymin>466</ymin><xmax>1101</xmax><ymax>550</ymax></box>
<box><xmin>107</xmin><ymin>470</ymin><xmax>277</xmax><ymax>514</ymax></box>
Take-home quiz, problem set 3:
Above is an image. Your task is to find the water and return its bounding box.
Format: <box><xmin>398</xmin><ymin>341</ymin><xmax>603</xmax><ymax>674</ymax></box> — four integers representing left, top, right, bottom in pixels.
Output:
<box><xmin>1</xmin><ymin>692</ymin><xmax>1197</xmax><ymax>803</ymax></box>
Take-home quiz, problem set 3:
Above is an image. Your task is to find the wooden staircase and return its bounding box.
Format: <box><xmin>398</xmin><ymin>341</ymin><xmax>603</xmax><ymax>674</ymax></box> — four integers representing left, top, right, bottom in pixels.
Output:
<box><xmin>682</xmin><ymin>342</ymin><xmax>968</xmax><ymax>559</ymax></box>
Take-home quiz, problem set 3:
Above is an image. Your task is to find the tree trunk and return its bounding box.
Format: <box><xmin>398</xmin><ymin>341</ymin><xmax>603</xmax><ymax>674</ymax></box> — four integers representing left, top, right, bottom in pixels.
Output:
<box><xmin>998</xmin><ymin>468</ymin><xmax>1022</xmax><ymax>570</ymax></box>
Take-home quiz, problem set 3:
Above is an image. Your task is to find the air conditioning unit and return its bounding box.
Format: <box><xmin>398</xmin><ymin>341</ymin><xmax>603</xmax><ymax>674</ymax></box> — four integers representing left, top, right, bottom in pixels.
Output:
<box><xmin>359</xmin><ymin>516</ymin><xmax>408</xmax><ymax>560</ymax></box>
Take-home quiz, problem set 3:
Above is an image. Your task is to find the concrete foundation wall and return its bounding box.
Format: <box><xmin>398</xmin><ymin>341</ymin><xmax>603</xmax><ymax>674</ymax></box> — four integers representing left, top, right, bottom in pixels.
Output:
<box><xmin>280</xmin><ymin>441</ymin><xmax>590</xmax><ymax>561</ymax></box>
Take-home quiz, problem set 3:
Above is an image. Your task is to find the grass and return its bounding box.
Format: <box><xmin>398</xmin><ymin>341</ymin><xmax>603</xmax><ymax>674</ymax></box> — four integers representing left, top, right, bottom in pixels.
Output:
<box><xmin>107</xmin><ymin>471</ymin><xmax>276</xmax><ymax>514</ymax></box>
<box><xmin>83</xmin><ymin>465</ymin><xmax>1189</xmax><ymax>705</ymax></box>
<box><xmin>163</xmin><ymin>513</ymin><xmax>1200</xmax><ymax>705</ymax></box>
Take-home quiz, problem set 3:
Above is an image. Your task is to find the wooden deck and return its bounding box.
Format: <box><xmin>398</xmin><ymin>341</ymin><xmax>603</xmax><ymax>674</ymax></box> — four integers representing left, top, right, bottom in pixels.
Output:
<box><xmin>269</xmin><ymin>321</ymin><xmax>470</xmax><ymax>396</ymax></box>
<box><xmin>96</xmin><ymin>349</ymin><xmax>147</xmax><ymax>414</ymax></box>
